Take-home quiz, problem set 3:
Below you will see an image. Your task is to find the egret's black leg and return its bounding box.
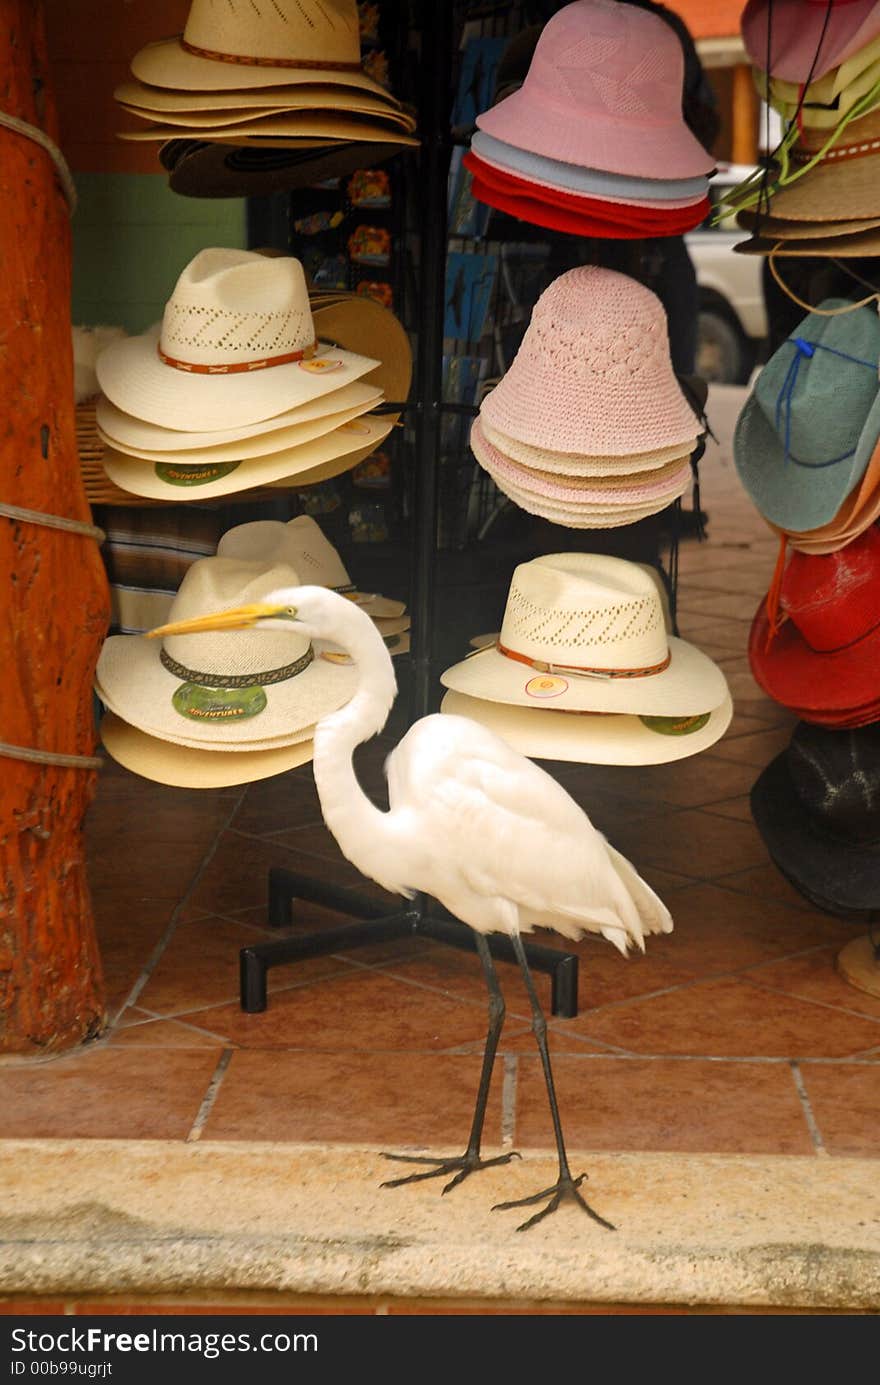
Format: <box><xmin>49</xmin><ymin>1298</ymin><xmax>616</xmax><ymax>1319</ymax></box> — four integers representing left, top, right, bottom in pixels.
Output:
<box><xmin>492</xmin><ymin>930</ymin><xmax>615</xmax><ymax>1233</ymax></box>
<box><xmin>382</xmin><ymin>931</ymin><xmax>521</xmax><ymax>1194</ymax></box>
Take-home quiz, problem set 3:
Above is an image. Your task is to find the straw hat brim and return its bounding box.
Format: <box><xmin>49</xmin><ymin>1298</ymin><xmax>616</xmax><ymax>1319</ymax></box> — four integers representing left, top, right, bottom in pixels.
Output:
<box><xmin>746</xmin><ymin>151</ymin><xmax>880</xmax><ymax>223</ymax></box>
<box><xmin>96</xmin><ymin>676</ymin><xmax>316</xmax><ymax>752</ymax></box>
<box><xmin>98</xmin><ymin>392</ymin><xmax>380</xmax><ymax>464</ymax></box>
<box><xmin>96</xmin><ymin>633</ymin><xmax>357</xmax><ymax>747</ymax></box>
<box><xmin>97</xmin><ymin>381</ymin><xmax>381</xmax><ymax>457</ymax></box>
<box><xmin>479</xmin><ymin>418</ymin><xmax>694</xmax><ymax>474</ymax></box>
<box><xmin>131</xmin><ymin>37</ymin><xmax>398</xmax><ymax>102</ymax></box>
<box><xmin>97</xmin><ymin>324</ymin><xmax>380</xmax><ymax>431</ymax></box>
<box><xmin>266</xmin><ymin>435</ymin><xmax>393</xmax><ymax>491</ymax></box>
<box><xmin>735</xmin><ymin>227</ymin><xmax>880</xmax><ymax>256</ymax></box>
<box><xmin>440</xmin><ymin>633</ymin><xmax>728</xmax><ymax>717</ymax></box>
<box><xmin>750</xmin><ymin>750</ymin><xmax>880</xmax><ymax>915</ymax></box>
<box><xmin>311</xmin><ymin>298</ymin><xmax>412</xmax><ymax>411</ymax></box>
<box><xmin>736</xmin><ymin>210</ymin><xmax>880</xmax><ymax>240</ymax></box>
<box><xmin>118</xmin><ymin>102</ymin><xmax>414</xmax><ymax>134</ymax></box>
<box><xmin>440</xmin><ymin>689</ymin><xmax>733</xmax><ymax>766</ymax></box>
<box><xmin>116</xmin><ymin>78</ymin><xmax>413</xmax><ymax>124</ymax></box>
<box><xmin>734</xmin><ymin>388</ymin><xmax>880</xmax><ymax>530</ymax></box>
<box><xmin>102</xmin><ymin>415</ymin><xmax>394</xmax><ymax>501</ymax></box>
<box><xmin>481</xmin><ymin>475</ymin><xmax>676</xmax><ymax>527</ymax></box>
<box><xmin>161</xmin><ymin>138</ymin><xmax>416</xmax><ymax>197</ymax></box>
<box><xmin>100</xmin><ymin>711</ymin><xmax>315</xmax><ymax>788</ymax></box>
<box><xmin>119</xmin><ymin>115</ymin><xmax>419</xmax><ymax>144</ymax></box>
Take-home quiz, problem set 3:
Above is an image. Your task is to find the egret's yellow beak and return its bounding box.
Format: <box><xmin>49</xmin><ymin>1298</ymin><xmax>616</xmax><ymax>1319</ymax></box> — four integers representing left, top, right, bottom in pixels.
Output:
<box><xmin>146</xmin><ymin>602</ymin><xmax>294</xmax><ymax>639</ymax></box>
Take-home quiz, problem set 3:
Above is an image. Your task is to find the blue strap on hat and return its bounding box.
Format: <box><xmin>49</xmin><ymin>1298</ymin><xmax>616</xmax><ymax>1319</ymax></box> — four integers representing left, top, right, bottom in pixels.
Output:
<box><xmin>775</xmin><ymin>337</ymin><xmax>878</xmax><ymax>468</ymax></box>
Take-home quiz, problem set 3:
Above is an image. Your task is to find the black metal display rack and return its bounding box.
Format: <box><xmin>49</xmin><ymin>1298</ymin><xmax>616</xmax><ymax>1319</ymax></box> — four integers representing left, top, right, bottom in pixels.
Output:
<box><xmin>239</xmin><ymin>2</ymin><xmax>582</xmax><ymax>1021</ymax></box>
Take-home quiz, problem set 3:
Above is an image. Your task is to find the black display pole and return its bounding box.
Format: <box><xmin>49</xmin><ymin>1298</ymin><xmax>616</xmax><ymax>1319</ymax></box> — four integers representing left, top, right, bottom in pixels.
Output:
<box><xmin>241</xmin><ymin>2</ymin><xmax>580</xmax><ymax>1020</ymax></box>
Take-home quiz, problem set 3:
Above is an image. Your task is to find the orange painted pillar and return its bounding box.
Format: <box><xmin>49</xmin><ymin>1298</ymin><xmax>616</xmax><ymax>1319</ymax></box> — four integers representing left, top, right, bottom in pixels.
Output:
<box><xmin>732</xmin><ymin>62</ymin><xmax>759</xmax><ymax>166</ymax></box>
<box><xmin>0</xmin><ymin>0</ymin><xmax>109</xmax><ymax>1053</ymax></box>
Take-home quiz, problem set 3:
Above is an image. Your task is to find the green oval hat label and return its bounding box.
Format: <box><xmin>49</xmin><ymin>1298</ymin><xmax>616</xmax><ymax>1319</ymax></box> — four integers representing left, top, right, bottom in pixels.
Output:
<box><xmin>155</xmin><ymin>461</ymin><xmax>241</xmax><ymax>487</ymax></box>
<box><xmin>640</xmin><ymin>712</ymin><xmax>711</xmax><ymax>737</ymax></box>
<box><xmin>172</xmin><ymin>683</ymin><xmax>267</xmax><ymax>722</ymax></box>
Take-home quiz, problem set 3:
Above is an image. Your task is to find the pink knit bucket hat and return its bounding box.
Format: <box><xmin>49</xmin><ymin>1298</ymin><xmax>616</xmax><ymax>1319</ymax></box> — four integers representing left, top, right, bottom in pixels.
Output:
<box><xmin>479</xmin><ymin>266</ymin><xmax>700</xmax><ymax>456</ymax></box>
<box><xmin>475</xmin><ymin>0</ymin><xmax>716</xmax><ymax>180</ymax></box>
<box><xmin>742</xmin><ymin>0</ymin><xmax>880</xmax><ymax>84</ymax></box>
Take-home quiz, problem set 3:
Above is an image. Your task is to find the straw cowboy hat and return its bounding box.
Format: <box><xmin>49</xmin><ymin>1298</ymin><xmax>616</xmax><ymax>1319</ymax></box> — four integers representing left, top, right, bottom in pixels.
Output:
<box><xmin>118</xmin><ymin>113</ymin><xmax>418</xmax><ymax>148</ymax></box>
<box><xmin>480</xmin><ymin>267</ymin><xmax>699</xmax><ymax>458</ymax></box>
<box><xmin>750</xmin><ymin>720</ymin><xmax>880</xmax><ymax>919</ymax></box>
<box><xmin>114</xmin><ymin>79</ymin><xmax>415</xmax><ymax>126</ymax></box>
<box><xmin>217</xmin><ymin>516</ymin><xmax>406</xmax><ymax>619</ymax></box>
<box><xmin>475</xmin><ymin>0</ymin><xmax>715</xmax><ymax>180</ymax></box>
<box><xmin>95</xmin><ymin>557</ymin><xmax>357</xmax><ymax>749</ymax></box>
<box><xmin>439</xmin><ymin>688</ymin><xmax>733</xmax><ymax>767</ymax></box>
<box><xmin>130</xmin><ymin>0</ymin><xmax>397</xmax><ymax>101</ymax></box>
<box><xmin>441</xmin><ymin>554</ymin><xmax>728</xmax><ymax>717</ymax></box>
<box><xmin>734</xmin><ymin>301</ymin><xmax>880</xmax><ymax>531</ymax></box>
<box><xmin>95</xmin><ymin>249</ymin><xmax>383</xmax><ymax>432</ymax></box>
<box><xmin>744</xmin><ymin>108</ymin><xmax>880</xmax><ymax>225</ymax></box>
<box><xmin>749</xmin><ymin>525</ymin><xmax>880</xmax><ymax>718</ymax></box>
<box><xmin>101</xmin><ymin>413</ymin><xmax>393</xmax><ymax>502</ymax></box>
<box><xmin>99</xmin><ymin>711</ymin><xmax>315</xmax><ymax>789</ymax></box>
<box><xmin>742</xmin><ymin>0</ymin><xmax>880</xmax><ymax>84</ymax></box>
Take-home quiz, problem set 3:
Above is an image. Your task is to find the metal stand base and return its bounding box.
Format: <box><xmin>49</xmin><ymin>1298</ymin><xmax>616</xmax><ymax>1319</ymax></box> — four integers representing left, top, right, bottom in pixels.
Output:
<box><xmin>239</xmin><ymin>866</ymin><xmax>580</xmax><ymax>1019</ymax></box>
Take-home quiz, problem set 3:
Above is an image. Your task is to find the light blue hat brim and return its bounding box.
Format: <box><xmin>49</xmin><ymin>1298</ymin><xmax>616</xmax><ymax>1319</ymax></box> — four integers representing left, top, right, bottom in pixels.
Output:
<box><xmin>470</xmin><ymin>130</ymin><xmax>708</xmax><ymax>202</ymax></box>
<box><xmin>733</xmin><ymin>301</ymin><xmax>880</xmax><ymax>530</ymax></box>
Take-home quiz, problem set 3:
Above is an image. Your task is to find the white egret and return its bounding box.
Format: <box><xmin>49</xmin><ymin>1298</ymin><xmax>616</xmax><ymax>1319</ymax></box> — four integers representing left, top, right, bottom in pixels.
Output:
<box><xmin>150</xmin><ymin>586</ymin><xmax>673</xmax><ymax>1231</ymax></box>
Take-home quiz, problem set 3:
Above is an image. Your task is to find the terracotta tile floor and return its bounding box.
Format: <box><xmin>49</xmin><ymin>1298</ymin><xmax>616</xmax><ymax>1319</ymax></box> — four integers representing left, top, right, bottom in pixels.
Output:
<box><xmin>4</xmin><ymin>386</ymin><xmax>879</xmax><ymax>1168</ymax></box>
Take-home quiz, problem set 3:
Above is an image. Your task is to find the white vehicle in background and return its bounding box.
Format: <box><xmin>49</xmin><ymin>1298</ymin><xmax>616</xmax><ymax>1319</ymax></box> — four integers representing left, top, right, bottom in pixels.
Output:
<box><xmin>686</xmin><ymin>162</ymin><xmax>768</xmax><ymax>384</ymax></box>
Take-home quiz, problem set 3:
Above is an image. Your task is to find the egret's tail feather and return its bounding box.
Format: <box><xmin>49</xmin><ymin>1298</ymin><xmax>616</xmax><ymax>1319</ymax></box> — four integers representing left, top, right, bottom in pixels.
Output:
<box><xmin>605</xmin><ymin>843</ymin><xmax>674</xmax><ymax>938</ymax></box>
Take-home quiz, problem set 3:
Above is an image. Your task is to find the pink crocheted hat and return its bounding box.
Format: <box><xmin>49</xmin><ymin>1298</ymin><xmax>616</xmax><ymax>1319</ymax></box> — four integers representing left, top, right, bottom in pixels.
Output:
<box><xmin>480</xmin><ymin>266</ymin><xmax>700</xmax><ymax>455</ymax></box>
<box><xmin>742</xmin><ymin>0</ymin><xmax>880</xmax><ymax>84</ymax></box>
<box><xmin>475</xmin><ymin>0</ymin><xmax>716</xmax><ymax>180</ymax></box>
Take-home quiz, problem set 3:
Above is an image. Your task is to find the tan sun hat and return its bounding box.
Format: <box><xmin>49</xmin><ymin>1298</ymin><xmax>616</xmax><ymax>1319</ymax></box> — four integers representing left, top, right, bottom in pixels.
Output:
<box><xmin>95</xmin><ymin>557</ymin><xmax>357</xmax><ymax>748</ymax></box>
<box><xmin>217</xmin><ymin>516</ymin><xmax>406</xmax><ymax>618</ymax></box>
<box><xmin>95</xmin><ymin>248</ymin><xmax>381</xmax><ymax>431</ymax></box>
<box><xmin>130</xmin><ymin>0</ymin><xmax>399</xmax><ymax>102</ymax></box>
<box><xmin>115</xmin><ymin>78</ymin><xmax>415</xmax><ymax>127</ymax></box>
<box><xmin>97</xmin><ymin>386</ymin><xmax>381</xmax><ymax>464</ymax></box>
<box><xmin>441</xmin><ymin>553</ymin><xmax>728</xmax><ymax>716</ymax></box>
<box><xmin>440</xmin><ymin>688</ymin><xmax>733</xmax><ymax>766</ymax></box>
<box><xmin>118</xmin><ymin>114</ymin><xmax>419</xmax><ymax>146</ymax></box>
<box><xmin>100</xmin><ymin>711</ymin><xmax>315</xmax><ymax>788</ymax></box>
<box><xmin>101</xmin><ymin>413</ymin><xmax>394</xmax><ymax>501</ymax></box>
<box><xmin>310</xmin><ymin>296</ymin><xmax>412</xmax><ymax>414</ymax></box>
<box><xmin>741</xmin><ymin>107</ymin><xmax>880</xmax><ymax>223</ymax></box>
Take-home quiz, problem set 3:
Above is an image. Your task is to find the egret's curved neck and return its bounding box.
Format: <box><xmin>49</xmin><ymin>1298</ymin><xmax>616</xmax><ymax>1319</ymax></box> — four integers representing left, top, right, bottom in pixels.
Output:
<box><xmin>312</xmin><ymin>607</ymin><xmax>397</xmax><ymax>873</ymax></box>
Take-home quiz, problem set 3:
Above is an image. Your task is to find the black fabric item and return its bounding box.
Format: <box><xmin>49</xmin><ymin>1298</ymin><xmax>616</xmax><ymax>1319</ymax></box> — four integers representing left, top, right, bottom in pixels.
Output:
<box><xmin>750</xmin><ymin>722</ymin><xmax>880</xmax><ymax>918</ymax></box>
<box><xmin>161</xmin><ymin>139</ymin><xmax>409</xmax><ymax>198</ymax></box>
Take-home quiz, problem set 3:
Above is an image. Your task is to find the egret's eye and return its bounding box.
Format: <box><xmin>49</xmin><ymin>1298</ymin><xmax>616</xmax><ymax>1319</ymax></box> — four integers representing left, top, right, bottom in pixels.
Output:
<box><xmin>285</xmin><ymin>607</ymin><xmax>298</xmax><ymax>618</ymax></box>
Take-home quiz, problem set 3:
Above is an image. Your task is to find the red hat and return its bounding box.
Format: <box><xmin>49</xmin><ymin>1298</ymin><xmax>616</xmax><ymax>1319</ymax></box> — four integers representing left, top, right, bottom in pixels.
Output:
<box><xmin>749</xmin><ymin>524</ymin><xmax>880</xmax><ymax>716</ymax></box>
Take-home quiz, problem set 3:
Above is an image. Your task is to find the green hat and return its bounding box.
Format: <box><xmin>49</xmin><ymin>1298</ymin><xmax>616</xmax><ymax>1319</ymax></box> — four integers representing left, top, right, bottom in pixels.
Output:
<box><xmin>734</xmin><ymin>301</ymin><xmax>880</xmax><ymax>531</ymax></box>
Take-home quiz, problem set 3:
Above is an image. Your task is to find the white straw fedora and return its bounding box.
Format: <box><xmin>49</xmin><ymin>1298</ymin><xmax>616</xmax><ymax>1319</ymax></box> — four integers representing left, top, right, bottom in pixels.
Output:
<box><xmin>441</xmin><ymin>554</ymin><xmax>728</xmax><ymax>716</ymax></box>
<box><xmin>440</xmin><ymin>688</ymin><xmax>734</xmax><ymax>766</ymax></box>
<box><xmin>130</xmin><ymin>0</ymin><xmax>397</xmax><ymax>102</ymax></box>
<box><xmin>95</xmin><ymin>557</ymin><xmax>357</xmax><ymax>748</ymax></box>
<box><xmin>101</xmin><ymin>413</ymin><xmax>393</xmax><ymax>501</ymax></box>
<box><xmin>95</xmin><ymin>249</ymin><xmax>380</xmax><ymax>431</ymax></box>
<box><xmin>94</xmin><ymin>673</ymin><xmax>316</xmax><ymax>752</ymax></box>
<box><xmin>115</xmin><ymin>79</ymin><xmax>414</xmax><ymax>126</ymax></box>
<box><xmin>217</xmin><ymin>517</ymin><xmax>406</xmax><ymax>618</ymax></box>
<box><xmin>100</xmin><ymin>711</ymin><xmax>315</xmax><ymax>789</ymax></box>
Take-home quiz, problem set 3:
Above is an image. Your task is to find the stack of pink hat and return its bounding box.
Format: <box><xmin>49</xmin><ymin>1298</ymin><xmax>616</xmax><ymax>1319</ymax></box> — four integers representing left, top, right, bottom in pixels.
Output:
<box><xmin>465</xmin><ymin>0</ymin><xmax>715</xmax><ymax>239</ymax></box>
<box><xmin>472</xmin><ymin>266</ymin><xmax>703</xmax><ymax>528</ymax></box>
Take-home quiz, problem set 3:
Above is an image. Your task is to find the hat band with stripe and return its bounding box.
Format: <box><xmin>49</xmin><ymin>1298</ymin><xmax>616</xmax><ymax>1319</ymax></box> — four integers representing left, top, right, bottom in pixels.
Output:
<box><xmin>495</xmin><ymin>641</ymin><xmax>671</xmax><ymax>681</ymax></box>
<box><xmin>157</xmin><ymin>339</ymin><xmax>318</xmax><ymax>375</ymax></box>
<box><xmin>160</xmin><ymin>645</ymin><xmax>313</xmax><ymax>688</ymax></box>
<box><xmin>180</xmin><ymin>38</ymin><xmax>363</xmax><ymax>74</ymax></box>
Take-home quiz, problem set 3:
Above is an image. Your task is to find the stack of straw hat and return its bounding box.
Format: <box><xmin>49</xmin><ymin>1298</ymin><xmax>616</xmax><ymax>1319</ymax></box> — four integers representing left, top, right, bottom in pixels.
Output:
<box><xmin>95</xmin><ymin>551</ymin><xmax>357</xmax><ymax>789</ymax></box>
<box><xmin>731</xmin><ymin>0</ymin><xmax>880</xmax><ymax>256</ymax></box>
<box><xmin>439</xmin><ymin>554</ymin><xmax>732</xmax><ymax>766</ymax></box>
<box><xmin>471</xmin><ymin>267</ymin><xmax>704</xmax><ymax>528</ymax></box>
<box><xmin>114</xmin><ymin>0</ymin><xmax>418</xmax><ymax>198</ymax></box>
<box><xmin>94</xmin><ymin>248</ymin><xmax>409</xmax><ymax>503</ymax></box>
<box><xmin>465</xmin><ymin>0</ymin><xmax>715</xmax><ymax>239</ymax></box>
<box><xmin>734</xmin><ymin>299</ymin><xmax>880</xmax><ymax>728</ymax></box>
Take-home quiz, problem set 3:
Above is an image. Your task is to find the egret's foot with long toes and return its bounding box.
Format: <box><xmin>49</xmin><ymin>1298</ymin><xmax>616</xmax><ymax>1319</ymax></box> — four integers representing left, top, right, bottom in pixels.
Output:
<box><xmin>380</xmin><ymin>1149</ymin><xmax>521</xmax><ymax>1195</ymax></box>
<box><xmin>492</xmin><ymin>1172</ymin><xmax>616</xmax><ymax>1233</ymax></box>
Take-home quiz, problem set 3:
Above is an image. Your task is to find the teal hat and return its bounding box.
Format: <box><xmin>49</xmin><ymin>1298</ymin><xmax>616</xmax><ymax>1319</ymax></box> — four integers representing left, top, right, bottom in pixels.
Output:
<box><xmin>734</xmin><ymin>301</ymin><xmax>880</xmax><ymax>530</ymax></box>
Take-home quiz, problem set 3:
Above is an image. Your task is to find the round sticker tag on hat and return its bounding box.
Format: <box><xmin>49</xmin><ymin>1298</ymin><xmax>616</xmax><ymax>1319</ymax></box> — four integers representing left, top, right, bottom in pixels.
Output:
<box><xmin>525</xmin><ymin>675</ymin><xmax>568</xmax><ymax>698</ymax></box>
<box><xmin>172</xmin><ymin>683</ymin><xmax>268</xmax><ymax>722</ymax></box>
<box><xmin>639</xmin><ymin>712</ymin><xmax>712</xmax><ymax>737</ymax></box>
